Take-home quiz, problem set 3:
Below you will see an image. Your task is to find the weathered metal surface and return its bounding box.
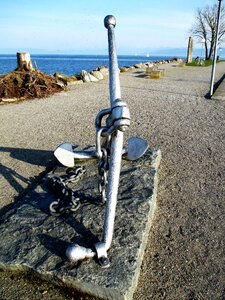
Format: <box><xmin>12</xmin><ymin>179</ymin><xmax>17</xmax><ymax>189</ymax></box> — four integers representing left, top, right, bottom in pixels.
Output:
<box><xmin>94</xmin><ymin>15</ymin><xmax>129</xmax><ymax>265</ymax></box>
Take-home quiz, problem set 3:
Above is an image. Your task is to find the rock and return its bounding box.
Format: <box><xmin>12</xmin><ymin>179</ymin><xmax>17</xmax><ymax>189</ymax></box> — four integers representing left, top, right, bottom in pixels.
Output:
<box><xmin>88</xmin><ymin>74</ymin><xmax>99</xmax><ymax>82</ymax></box>
<box><xmin>0</xmin><ymin>148</ymin><xmax>161</xmax><ymax>300</ymax></box>
<box><xmin>98</xmin><ymin>66</ymin><xmax>109</xmax><ymax>77</ymax></box>
<box><xmin>90</xmin><ymin>70</ymin><xmax>104</xmax><ymax>80</ymax></box>
<box><xmin>54</xmin><ymin>72</ymin><xmax>78</xmax><ymax>85</ymax></box>
<box><xmin>133</xmin><ymin>63</ymin><xmax>143</xmax><ymax>69</ymax></box>
<box><xmin>67</xmin><ymin>80</ymin><xmax>83</xmax><ymax>86</ymax></box>
<box><xmin>55</xmin><ymin>80</ymin><xmax>65</xmax><ymax>88</ymax></box>
<box><xmin>146</xmin><ymin>63</ymin><xmax>154</xmax><ymax>68</ymax></box>
<box><xmin>74</xmin><ymin>73</ymin><xmax>83</xmax><ymax>80</ymax></box>
<box><xmin>172</xmin><ymin>57</ymin><xmax>183</xmax><ymax>63</ymax></box>
<box><xmin>81</xmin><ymin>70</ymin><xmax>90</xmax><ymax>82</ymax></box>
<box><xmin>120</xmin><ymin>67</ymin><xmax>129</xmax><ymax>73</ymax></box>
<box><xmin>81</xmin><ymin>70</ymin><xmax>99</xmax><ymax>82</ymax></box>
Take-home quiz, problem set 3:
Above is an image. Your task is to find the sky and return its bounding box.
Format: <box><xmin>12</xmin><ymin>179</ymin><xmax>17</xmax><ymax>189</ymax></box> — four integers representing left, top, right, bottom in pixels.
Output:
<box><xmin>0</xmin><ymin>0</ymin><xmax>217</xmax><ymax>55</ymax></box>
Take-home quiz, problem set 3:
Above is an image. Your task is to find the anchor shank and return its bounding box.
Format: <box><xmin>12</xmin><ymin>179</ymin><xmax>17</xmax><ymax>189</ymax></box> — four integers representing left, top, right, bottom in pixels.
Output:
<box><xmin>103</xmin><ymin>130</ymin><xmax>123</xmax><ymax>249</ymax></box>
<box><xmin>95</xmin><ymin>15</ymin><xmax>124</xmax><ymax>264</ymax></box>
<box><xmin>104</xmin><ymin>17</ymin><xmax>123</xmax><ymax>246</ymax></box>
<box><xmin>107</xmin><ymin>21</ymin><xmax>121</xmax><ymax>102</ymax></box>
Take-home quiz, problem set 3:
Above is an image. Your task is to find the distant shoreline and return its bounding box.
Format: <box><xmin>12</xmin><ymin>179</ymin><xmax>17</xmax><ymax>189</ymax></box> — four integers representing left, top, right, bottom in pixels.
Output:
<box><xmin>0</xmin><ymin>54</ymin><xmax>185</xmax><ymax>76</ymax></box>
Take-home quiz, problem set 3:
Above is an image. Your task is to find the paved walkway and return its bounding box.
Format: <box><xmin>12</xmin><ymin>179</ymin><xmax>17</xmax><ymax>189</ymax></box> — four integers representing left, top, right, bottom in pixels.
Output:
<box><xmin>212</xmin><ymin>73</ymin><xmax>225</xmax><ymax>100</ymax></box>
<box><xmin>0</xmin><ymin>62</ymin><xmax>225</xmax><ymax>300</ymax></box>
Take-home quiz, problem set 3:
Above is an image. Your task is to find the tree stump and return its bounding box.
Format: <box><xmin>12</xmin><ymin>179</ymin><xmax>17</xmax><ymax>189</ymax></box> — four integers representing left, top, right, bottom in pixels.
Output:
<box><xmin>16</xmin><ymin>52</ymin><xmax>34</xmax><ymax>71</ymax></box>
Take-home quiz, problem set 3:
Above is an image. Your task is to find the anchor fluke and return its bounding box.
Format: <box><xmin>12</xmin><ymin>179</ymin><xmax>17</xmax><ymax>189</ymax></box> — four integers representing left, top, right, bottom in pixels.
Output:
<box><xmin>54</xmin><ymin>142</ymin><xmax>97</xmax><ymax>167</ymax></box>
<box><xmin>54</xmin><ymin>142</ymin><xmax>74</xmax><ymax>167</ymax></box>
<box><xmin>127</xmin><ymin>137</ymin><xmax>149</xmax><ymax>161</ymax></box>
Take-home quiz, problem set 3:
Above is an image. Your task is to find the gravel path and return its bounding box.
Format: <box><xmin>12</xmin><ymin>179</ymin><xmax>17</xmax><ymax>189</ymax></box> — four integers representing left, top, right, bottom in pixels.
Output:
<box><xmin>0</xmin><ymin>62</ymin><xmax>225</xmax><ymax>299</ymax></box>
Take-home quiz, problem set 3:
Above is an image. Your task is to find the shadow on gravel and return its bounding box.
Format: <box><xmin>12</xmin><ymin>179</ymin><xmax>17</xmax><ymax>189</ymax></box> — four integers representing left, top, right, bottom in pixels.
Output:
<box><xmin>134</xmin><ymin>74</ymin><xmax>147</xmax><ymax>78</ymax></box>
<box><xmin>0</xmin><ymin>146</ymin><xmax>55</xmax><ymax>166</ymax></box>
<box><xmin>0</xmin><ymin>147</ymin><xmax>57</xmax><ymax>216</ymax></box>
<box><xmin>205</xmin><ymin>73</ymin><xmax>225</xmax><ymax>99</ymax></box>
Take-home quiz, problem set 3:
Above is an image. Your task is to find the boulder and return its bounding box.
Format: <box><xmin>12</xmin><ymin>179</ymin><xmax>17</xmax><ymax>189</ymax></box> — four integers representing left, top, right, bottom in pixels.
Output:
<box><xmin>89</xmin><ymin>74</ymin><xmax>99</xmax><ymax>82</ymax></box>
<box><xmin>74</xmin><ymin>73</ymin><xmax>83</xmax><ymax>81</ymax></box>
<box><xmin>133</xmin><ymin>63</ymin><xmax>143</xmax><ymax>68</ymax></box>
<box><xmin>67</xmin><ymin>80</ymin><xmax>83</xmax><ymax>85</ymax></box>
<box><xmin>55</xmin><ymin>80</ymin><xmax>65</xmax><ymax>88</ymax></box>
<box><xmin>81</xmin><ymin>70</ymin><xmax>90</xmax><ymax>82</ymax></box>
<box><xmin>90</xmin><ymin>70</ymin><xmax>104</xmax><ymax>80</ymax></box>
<box><xmin>98</xmin><ymin>66</ymin><xmax>109</xmax><ymax>77</ymax></box>
<box><xmin>172</xmin><ymin>57</ymin><xmax>183</xmax><ymax>63</ymax></box>
<box><xmin>81</xmin><ymin>70</ymin><xmax>98</xmax><ymax>82</ymax></box>
<box><xmin>120</xmin><ymin>67</ymin><xmax>130</xmax><ymax>73</ymax></box>
<box><xmin>146</xmin><ymin>63</ymin><xmax>154</xmax><ymax>68</ymax></box>
<box><xmin>54</xmin><ymin>72</ymin><xmax>78</xmax><ymax>85</ymax></box>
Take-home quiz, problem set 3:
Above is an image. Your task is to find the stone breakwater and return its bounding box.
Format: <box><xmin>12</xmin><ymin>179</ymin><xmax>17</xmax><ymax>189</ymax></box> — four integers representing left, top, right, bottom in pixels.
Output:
<box><xmin>53</xmin><ymin>58</ymin><xmax>183</xmax><ymax>85</ymax></box>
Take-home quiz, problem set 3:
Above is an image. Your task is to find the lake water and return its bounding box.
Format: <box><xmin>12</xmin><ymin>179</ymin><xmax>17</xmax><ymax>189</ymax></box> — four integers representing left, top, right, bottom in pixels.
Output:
<box><xmin>0</xmin><ymin>54</ymin><xmax>176</xmax><ymax>76</ymax></box>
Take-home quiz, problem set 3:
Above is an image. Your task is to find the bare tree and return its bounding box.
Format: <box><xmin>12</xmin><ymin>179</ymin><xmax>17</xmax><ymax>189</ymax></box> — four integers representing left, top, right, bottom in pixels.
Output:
<box><xmin>191</xmin><ymin>4</ymin><xmax>225</xmax><ymax>60</ymax></box>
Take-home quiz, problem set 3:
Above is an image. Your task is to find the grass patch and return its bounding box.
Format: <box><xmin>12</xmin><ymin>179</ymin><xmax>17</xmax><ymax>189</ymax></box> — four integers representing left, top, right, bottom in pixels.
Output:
<box><xmin>186</xmin><ymin>59</ymin><xmax>225</xmax><ymax>67</ymax></box>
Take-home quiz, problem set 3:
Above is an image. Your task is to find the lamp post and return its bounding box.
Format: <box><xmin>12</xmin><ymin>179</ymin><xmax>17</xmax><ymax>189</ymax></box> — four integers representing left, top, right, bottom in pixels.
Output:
<box><xmin>209</xmin><ymin>0</ymin><xmax>223</xmax><ymax>98</ymax></box>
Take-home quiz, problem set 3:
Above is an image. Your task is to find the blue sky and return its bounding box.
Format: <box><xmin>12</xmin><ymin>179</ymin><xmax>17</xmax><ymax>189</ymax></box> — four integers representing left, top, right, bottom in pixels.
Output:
<box><xmin>0</xmin><ymin>0</ymin><xmax>216</xmax><ymax>54</ymax></box>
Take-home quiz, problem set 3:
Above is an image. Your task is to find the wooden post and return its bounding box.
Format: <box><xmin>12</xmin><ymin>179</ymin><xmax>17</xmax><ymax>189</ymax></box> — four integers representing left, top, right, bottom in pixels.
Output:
<box><xmin>187</xmin><ymin>37</ymin><xmax>193</xmax><ymax>63</ymax></box>
<box><xmin>16</xmin><ymin>52</ymin><xmax>34</xmax><ymax>71</ymax></box>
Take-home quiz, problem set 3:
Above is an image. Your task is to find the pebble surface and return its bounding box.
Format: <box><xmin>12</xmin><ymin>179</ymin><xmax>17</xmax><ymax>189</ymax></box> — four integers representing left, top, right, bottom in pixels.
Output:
<box><xmin>0</xmin><ymin>62</ymin><xmax>225</xmax><ymax>299</ymax></box>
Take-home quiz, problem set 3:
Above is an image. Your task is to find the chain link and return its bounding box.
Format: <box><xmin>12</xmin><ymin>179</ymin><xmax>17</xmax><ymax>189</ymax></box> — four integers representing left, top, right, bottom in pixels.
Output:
<box><xmin>48</xmin><ymin>166</ymin><xmax>86</xmax><ymax>216</ymax></box>
<box><xmin>98</xmin><ymin>148</ymin><xmax>109</xmax><ymax>203</ymax></box>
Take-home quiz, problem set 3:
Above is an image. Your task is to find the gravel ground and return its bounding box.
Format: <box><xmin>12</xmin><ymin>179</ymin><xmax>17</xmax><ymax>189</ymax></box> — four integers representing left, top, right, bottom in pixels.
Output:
<box><xmin>0</xmin><ymin>62</ymin><xmax>225</xmax><ymax>299</ymax></box>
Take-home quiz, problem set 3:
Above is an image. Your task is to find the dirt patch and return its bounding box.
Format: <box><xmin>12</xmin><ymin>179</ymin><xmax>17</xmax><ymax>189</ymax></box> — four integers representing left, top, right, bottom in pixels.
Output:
<box><xmin>0</xmin><ymin>269</ymin><xmax>96</xmax><ymax>300</ymax></box>
<box><xmin>0</xmin><ymin>70</ymin><xmax>65</xmax><ymax>103</ymax></box>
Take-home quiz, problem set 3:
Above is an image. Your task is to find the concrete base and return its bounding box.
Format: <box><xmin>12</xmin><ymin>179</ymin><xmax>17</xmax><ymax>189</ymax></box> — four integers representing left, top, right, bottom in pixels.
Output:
<box><xmin>0</xmin><ymin>149</ymin><xmax>161</xmax><ymax>300</ymax></box>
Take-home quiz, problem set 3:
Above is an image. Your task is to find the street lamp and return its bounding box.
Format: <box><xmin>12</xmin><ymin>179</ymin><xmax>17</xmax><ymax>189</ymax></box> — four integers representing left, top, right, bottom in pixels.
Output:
<box><xmin>209</xmin><ymin>0</ymin><xmax>223</xmax><ymax>98</ymax></box>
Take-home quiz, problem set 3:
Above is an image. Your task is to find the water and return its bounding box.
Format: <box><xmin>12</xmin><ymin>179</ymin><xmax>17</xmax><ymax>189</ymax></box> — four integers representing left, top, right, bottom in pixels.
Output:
<box><xmin>0</xmin><ymin>54</ymin><xmax>175</xmax><ymax>76</ymax></box>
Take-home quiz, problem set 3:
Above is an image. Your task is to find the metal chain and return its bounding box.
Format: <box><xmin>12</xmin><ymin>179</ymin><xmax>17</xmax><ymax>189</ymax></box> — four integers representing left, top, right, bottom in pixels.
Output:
<box><xmin>49</xmin><ymin>166</ymin><xmax>86</xmax><ymax>216</ymax></box>
<box><xmin>49</xmin><ymin>150</ymin><xmax>109</xmax><ymax>215</ymax></box>
<box><xmin>98</xmin><ymin>148</ymin><xmax>109</xmax><ymax>203</ymax></box>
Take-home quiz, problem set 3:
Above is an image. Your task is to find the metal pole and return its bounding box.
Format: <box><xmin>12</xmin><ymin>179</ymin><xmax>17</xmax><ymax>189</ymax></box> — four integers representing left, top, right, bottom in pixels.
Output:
<box><xmin>209</xmin><ymin>0</ymin><xmax>222</xmax><ymax>97</ymax></box>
